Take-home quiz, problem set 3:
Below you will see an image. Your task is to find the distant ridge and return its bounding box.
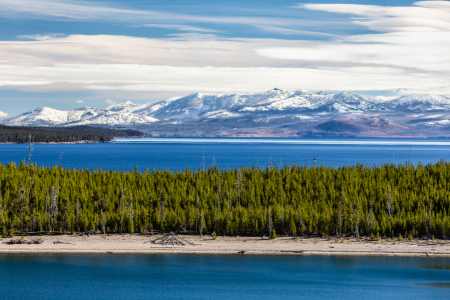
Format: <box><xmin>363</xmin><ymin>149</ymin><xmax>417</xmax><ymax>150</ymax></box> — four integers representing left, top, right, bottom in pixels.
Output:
<box><xmin>0</xmin><ymin>125</ymin><xmax>144</xmax><ymax>144</ymax></box>
<box><xmin>3</xmin><ymin>89</ymin><xmax>450</xmax><ymax>137</ymax></box>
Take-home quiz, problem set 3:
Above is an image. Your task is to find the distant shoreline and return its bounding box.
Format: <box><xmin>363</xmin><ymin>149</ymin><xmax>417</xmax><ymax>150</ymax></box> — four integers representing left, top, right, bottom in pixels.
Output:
<box><xmin>0</xmin><ymin>139</ymin><xmax>120</xmax><ymax>145</ymax></box>
<box><xmin>2</xmin><ymin>234</ymin><xmax>450</xmax><ymax>257</ymax></box>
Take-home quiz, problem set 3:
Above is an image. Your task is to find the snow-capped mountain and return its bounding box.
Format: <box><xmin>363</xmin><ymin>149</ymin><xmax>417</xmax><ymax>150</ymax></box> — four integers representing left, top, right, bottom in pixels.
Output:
<box><xmin>381</xmin><ymin>95</ymin><xmax>450</xmax><ymax>112</ymax></box>
<box><xmin>3</xmin><ymin>89</ymin><xmax>450</xmax><ymax>138</ymax></box>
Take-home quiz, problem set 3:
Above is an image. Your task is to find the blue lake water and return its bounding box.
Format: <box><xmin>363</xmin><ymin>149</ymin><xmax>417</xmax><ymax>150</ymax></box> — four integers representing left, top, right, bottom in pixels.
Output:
<box><xmin>1</xmin><ymin>254</ymin><xmax>450</xmax><ymax>300</ymax></box>
<box><xmin>2</xmin><ymin>139</ymin><xmax>450</xmax><ymax>298</ymax></box>
<box><xmin>1</xmin><ymin>138</ymin><xmax>450</xmax><ymax>171</ymax></box>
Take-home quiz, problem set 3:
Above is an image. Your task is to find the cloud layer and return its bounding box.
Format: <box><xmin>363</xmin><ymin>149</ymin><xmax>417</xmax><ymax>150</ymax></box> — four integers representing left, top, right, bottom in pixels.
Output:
<box><xmin>0</xmin><ymin>0</ymin><xmax>449</xmax><ymax>103</ymax></box>
<box><xmin>300</xmin><ymin>1</ymin><xmax>450</xmax><ymax>32</ymax></box>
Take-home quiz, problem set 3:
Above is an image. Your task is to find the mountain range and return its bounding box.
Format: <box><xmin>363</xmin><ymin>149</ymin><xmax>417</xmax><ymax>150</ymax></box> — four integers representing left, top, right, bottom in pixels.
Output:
<box><xmin>3</xmin><ymin>89</ymin><xmax>450</xmax><ymax>137</ymax></box>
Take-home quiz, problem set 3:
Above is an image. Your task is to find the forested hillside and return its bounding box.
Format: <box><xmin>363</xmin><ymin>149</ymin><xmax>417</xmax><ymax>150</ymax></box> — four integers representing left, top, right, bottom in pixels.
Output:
<box><xmin>0</xmin><ymin>125</ymin><xmax>144</xmax><ymax>143</ymax></box>
<box><xmin>1</xmin><ymin>161</ymin><xmax>449</xmax><ymax>238</ymax></box>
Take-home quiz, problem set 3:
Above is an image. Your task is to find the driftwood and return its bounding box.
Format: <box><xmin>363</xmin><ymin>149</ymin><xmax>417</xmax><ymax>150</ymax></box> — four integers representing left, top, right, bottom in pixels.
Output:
<box><xmin>8</xmin><ymin>239</ymin><xmax>44</xmax><ymax>245</ymax></box>
<box><xmin>146</xmin><ymin>232</ymin><xmax>195</xmax><ymax>246</ymax></box>
<box><xmin>53</xmin><ymin>240</ymin><xmax>75</xmax><ymax>245</ymax></box>
<box><xmin>238</xmin><ymin>250</ymin><xmax>245</xmax><ymax>254</ymax></box>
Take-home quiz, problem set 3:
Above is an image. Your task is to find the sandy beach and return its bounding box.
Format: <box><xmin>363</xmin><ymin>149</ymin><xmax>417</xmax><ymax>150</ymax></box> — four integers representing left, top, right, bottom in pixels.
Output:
<box><xmin>1</xmin><ymin>234</ymin><xmax>450</xmax><ymax>257</ymax></box>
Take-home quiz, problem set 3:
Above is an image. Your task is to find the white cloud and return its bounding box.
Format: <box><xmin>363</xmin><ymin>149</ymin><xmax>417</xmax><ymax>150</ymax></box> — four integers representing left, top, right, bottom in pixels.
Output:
<box><xmin>256</xmin><ymin>31</ymin><xmax>450</xmax><ymax>74</ymax></box>
<box><xmin>18</xmin><ymin>33</ymin><xmax>65</xmax><ymax>40</ymax></box>
<box><xmin>0</xmin><ymin>0</ymin><xmax>307</xmax><ymax>28</ymax></box>
<box><xmin>76</xmin><ymin>99</ymin><xmax>84</xmax><ymax>103</ymax></box>
<box><xmin>105</xmin><ymin>99</ymin><xmax>116</xmax><ymax>105</ymax></box>
<box><xmin>144</xmin><ymin>24</ymin><xmax>219</xmax><ymax>33</ymax></box>
<box><xmin>0</xmin><ymin>29</ymin><xmax>449</xmax><ymax>95</ymax></box>
<box><xmin>167</xmin><ymin>32</ymin><xmax>219</xmax><ymax>40</ymax></box>
<box><xmin>299</xmin><ymin>1</ymin><xmax>450</xmax><ymax>32</ymax></box>
<box><xmin>0</xmin><ymin>111</ymin><xmax>8</xmax><ymax>118</ymax></box>
<box><xmin>0</xmin><ymin>2</ymin><xmax>449</xmax><ymax>97</ymax></box>
<box><xmin>375</xmin><ymin>95</ymin><xmax>398</xmax><ymax>102</ymax></box>
<box><xmin>255</xmin><ymin>25</ymin><xmax>336</xmax><ymax>37</ymax></box>
<box><xmin>0</xmin><ymin>63</ymin><xmax>449</xmax><ymax>95</ymax></box>
<box><xmin>0</xmin><ymin>34</ymin><xmax>311</xmax><ymax>67</ymax></box>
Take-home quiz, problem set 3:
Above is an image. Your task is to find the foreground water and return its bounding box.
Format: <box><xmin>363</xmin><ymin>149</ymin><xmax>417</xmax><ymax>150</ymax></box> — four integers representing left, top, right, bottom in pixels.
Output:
<box><xmin>1</xmin><ymin>138</ymin><xmax>450</xmax><ymax>171</ymax></box>
<box><xmin>1</xmin><ymin>254</ymin><xmax>450</xmax><ymax>299</ymax></box>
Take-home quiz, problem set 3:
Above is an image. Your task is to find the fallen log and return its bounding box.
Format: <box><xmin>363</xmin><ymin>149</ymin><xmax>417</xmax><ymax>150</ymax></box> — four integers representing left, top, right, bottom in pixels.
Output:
<box><xmin>146</xmin><ymin>232</ymin><xmax>195</xmax><ymax>246</ymax></box>
<box><xmin>53</xmin><ymin>240</ymin><xmax>75</xmax><ymax>245</ymax></box>
<box><xmin>7</xmin><ymin>239</ymin><xmax>44</xmax><ymax>245</ymax></box>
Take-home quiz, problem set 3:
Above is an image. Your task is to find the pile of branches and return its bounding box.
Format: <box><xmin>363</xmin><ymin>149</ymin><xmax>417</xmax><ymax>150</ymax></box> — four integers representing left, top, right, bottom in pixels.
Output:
<box><xmin>146</xmin><ymin>232</ymin><xmax>195</xmax><ymax>246</ymax></box>
<box><xmin>7</xmin><ymin>239</ymin><xmax>44</xmax><ymax>245</ymax></box>
<box><xmin>53</xmin><ymin>240</ymin><xmax>75</xmax><ymax>245</ymax></box>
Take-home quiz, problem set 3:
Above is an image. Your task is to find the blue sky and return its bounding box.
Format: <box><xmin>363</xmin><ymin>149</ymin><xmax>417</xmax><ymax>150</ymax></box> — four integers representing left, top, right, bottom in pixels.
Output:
<box><xmin>0</xmin><ymin>0</ymin><xmax>449</xmax><ymax>117</ymax></box>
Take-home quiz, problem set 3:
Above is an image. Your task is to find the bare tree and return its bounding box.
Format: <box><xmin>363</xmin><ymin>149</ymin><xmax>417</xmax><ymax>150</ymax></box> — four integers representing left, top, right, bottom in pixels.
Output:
<box><xmin>120</xmin><ymin>186</ymin><xmax>125</xmax><ymax>234</ymax></box>
<box><xmin>28</xmin><ymin>175</ymin><xmax>35</xmax><ymax>232</ymax></box>
<box><xmin>28</xmin><ymin>135</ymin><xmax>34</xmax><ymax>165</ymax></box>
<box><xmin>235</xmin><ymin>167</ymin><xmax>244</xmax><ymax>209</ymax></box>
<box><xmin>159</xmin><ymin>190</ymin><xmax>166</xmax><ymax>227</ymax></box>
<box><xmin>200</xmin><ymin>209</ymin><xmax>204</xmax><ymax>238</ymax></box>
<box><xmin>298</xmin><ymin>207</ymin><xmax>307</xmax><ymax>235</ymax></box>
<box><xmin>210</xmin><ymin>155</ymin><xmax>217</xmax><ymax>169</ymax></box>
<box><xmin>195</xmin><ymin>195</ymin><xmax>199</xmax><ymax>232</ymax></box>
<box><xmin>354</xmin><ymin>202</ymin><xmax>360</xmax><ymax>239</ymax></box>
<box><xmin>56</xmin><ymin>152</ymin><xmax>64</xmax><ymax>166</ymax></box>
<box><xmin>338</xmin><ymin>186</ymin><xmax>345</xmax><ymax>236</ymax></box>
<box><xmin>227</xmin><ymin>188</ymin><xmax>231</xmax><ymax>234</ymax></box>
<box><xmin>75</xmin><ymin>199</ymin><xmax>80</xmax><ymax>231</ymax></box>
<box><xmin>16</xmin><ymin>181</ymin><xmax>27</xmax><ymax>232</ymax></box>
<box><xmin>50</xmin><ymin>185</ymin><xmax>58</xmax><ymax>232</ymax></box>
<box><xmin>428</xmin><ymin>198</ymin><xmax>433</xmax><ymax>234</ymax></box>
<box><xmin>201</xmin><ymin>149</ymin><xmax>205</xmax><ymax>171</ymax></box>
<box><xmin>148</xmin><ymin>193</ymin><xmax>152</xmax><ymax>232</ymax></box>
<box><xmin>101</xmin><ymin>210</ymin><xmax>106</xmax><ymax>235</ymax></box>
<box><xmin>0</xmin><ymin>190</ymin><xmax>5</xmax><ymax>230</ymax></box>
<box><xmin>128</xmin><ymin>194</ymin><xmax>135</xmax><ymax>230</ymax></box>
<box><xmin>281</xmin><ymin>197</ymin><xmax>285</xmax><ymax>235</ymax></box>
<box><xmin>216</xmin><ymin>181</ymin><xmax>221</xmax><ymax>232</ymax></box>
<box><xmin>45</xmin><ymin>192</ymin><xmax>49</xmax><ymax>232</ymax></box>
<box><xmin>386</xmin><ymin>186</ymin><xmax>393</xmax><ymax>221</ymax></box>
<box><xmin>268</xmin><ymin>206</ymin><xmax>273</xmax><ymax>236</ymax></box>
<box><xmin>369</xmin><ymin>195</ymin><xmax>374</xmax><ymax>232</ymax></box>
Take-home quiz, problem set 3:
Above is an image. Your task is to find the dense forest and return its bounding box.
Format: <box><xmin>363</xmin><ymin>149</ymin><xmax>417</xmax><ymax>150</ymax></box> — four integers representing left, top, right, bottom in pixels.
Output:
<box><xmin>0</xmin><ymin>125</ymin><xmax>144</xmax><ymax>143</ymax></box>
<box><xmin>1</xmin><ymin>160</ymin><xmax>450</xmax><ymax>239</ymax></box>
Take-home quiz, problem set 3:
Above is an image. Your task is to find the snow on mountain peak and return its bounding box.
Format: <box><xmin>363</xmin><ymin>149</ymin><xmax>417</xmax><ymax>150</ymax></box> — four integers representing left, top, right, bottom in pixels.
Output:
<box><xmin>3</xmin><ymin>90</ymin><xmax>450</xmax><ymax>127</ymax></box>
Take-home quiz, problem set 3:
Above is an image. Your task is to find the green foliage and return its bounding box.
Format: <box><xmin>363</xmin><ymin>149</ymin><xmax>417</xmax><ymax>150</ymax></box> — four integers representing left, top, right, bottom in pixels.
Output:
<box><xmin>0</xmin><ymin>161</ymin><xmax>449</xmax><ymax>238</ymax></box>
<box><xmin>0</xmin><ymin>125</ymin><xmax>143</xmax><ymax>143</ymax></box>
<box><xmin>129</xmin><ymin>220</ymin><xmax>134</xmax><ymax>234</ymax></box>
<box><xmin>9</xmin><ymin>230</ymin><xmax>14</xmax><ymax>238</ymax></box>
<box><xmin>270</xmin><ymin>229</ymin><xmax>277</xmax><ymax>239</ymax></box>
<box><xmin>1</xmin><ymin>226</ymin><xmax>6</xmax><ymax>238</ymax></box>
<box><xmin>212</xmin><ymin>231</ymin><xmax>217</xmax><ymax>240</ymax></box>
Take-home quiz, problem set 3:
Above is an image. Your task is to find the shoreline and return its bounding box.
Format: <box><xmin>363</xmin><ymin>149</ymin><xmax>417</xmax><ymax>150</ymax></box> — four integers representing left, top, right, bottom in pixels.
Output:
<box><xmin>2</xmin><ymin>234</ymin><xmax>450</xmax><ymax>257</ymax></box>
<box><xmin>0</xmin><ymin>140</ymin><xmax>112</xmax><ymax>145</ymax></box>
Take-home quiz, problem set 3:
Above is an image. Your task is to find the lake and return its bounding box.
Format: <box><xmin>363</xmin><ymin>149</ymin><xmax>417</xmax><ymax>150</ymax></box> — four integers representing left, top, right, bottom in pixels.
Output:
<box><xmin>2</xmin><ymin>138</ymin><xmax>450</xmax><ymax>299</ymax></box>
<box><xmin>1</xmin><ymin>138</ymin><xmax>450</xmax><ymax>171</ymax></box>
<box><xmin>1</xmin><ymin>254</ymin><xmax>450</xmax><ymax>299</ymax></box>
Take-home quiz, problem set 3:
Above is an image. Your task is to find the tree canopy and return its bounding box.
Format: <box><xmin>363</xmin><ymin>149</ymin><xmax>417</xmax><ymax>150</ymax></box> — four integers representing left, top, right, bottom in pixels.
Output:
<box><xmin>0</xmin><ymin>125</ymin><xmax>144</xmax><ymax>143</ymax></box>
<box><xmin>1</xmin><ymin>160</ymin><xmax>449</xmax><ymax>238</ymax></box>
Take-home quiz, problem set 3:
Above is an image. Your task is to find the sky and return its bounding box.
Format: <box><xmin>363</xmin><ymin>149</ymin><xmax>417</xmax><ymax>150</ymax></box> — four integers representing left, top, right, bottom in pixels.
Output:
<box><xmin>0</xmin><ymin>0</ymin><xmax>449</xmax><ymax>117</ymax></box>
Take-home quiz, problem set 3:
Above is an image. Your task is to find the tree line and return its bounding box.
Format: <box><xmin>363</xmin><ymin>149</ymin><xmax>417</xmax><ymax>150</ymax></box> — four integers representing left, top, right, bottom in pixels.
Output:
<box><xmin>1</xmin><ymin>160</ymin><xmax>450</xmax><ymax>238</ymax></box>
<box><xmin>0</xmin><ymin>125</ymin><xmax>144</xmax><ymax>143</ymax></box>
